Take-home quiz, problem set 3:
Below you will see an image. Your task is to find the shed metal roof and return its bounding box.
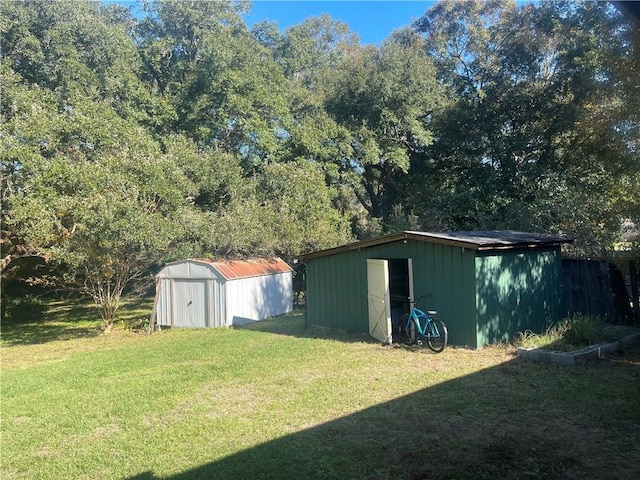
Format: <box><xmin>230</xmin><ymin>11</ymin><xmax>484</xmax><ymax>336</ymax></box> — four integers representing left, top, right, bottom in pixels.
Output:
<box><xmin>299</xmin><ymin>230</ymin><xmax>573</xmax><ymax>261</ymax></box>
<box><xmin>193</xmin><ymin>257</ymin><xmax>293</xmax><ymax>280</ymax></box>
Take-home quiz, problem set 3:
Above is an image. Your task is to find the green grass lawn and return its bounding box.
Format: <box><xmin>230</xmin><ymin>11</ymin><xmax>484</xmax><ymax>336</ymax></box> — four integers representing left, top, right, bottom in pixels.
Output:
<box><xmin>1</xmin><ymin>297</ymin><xmax>639</xmax><ymax>479</ymax></box>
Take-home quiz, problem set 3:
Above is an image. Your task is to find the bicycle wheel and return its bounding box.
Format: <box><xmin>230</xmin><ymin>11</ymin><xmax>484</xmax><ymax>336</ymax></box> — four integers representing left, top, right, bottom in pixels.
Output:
<box><xmin>401</xmin><ymin>314</ymin><xmax>416</xmax><ymax>344</ymax></box>
<box><xmin>425</xmin><ymin>318</ymin><xmax>448</xmax><ymax>353</ymax></box>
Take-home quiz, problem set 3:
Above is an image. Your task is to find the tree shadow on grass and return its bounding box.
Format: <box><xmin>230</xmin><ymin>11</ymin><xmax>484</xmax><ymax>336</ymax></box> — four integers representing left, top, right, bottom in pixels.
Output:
<box><xmin>126</xmin><ymin>346</ymin><xmax>640</xmax><ymax>480</ymax></box>
<box><xmin>1</xmin><ymin>297</ymin><xmax>102</xmax><ymax>346</ymax></box>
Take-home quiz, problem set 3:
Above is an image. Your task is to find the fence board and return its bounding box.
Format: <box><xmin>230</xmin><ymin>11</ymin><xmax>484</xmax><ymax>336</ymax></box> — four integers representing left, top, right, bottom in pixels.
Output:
<box><xmin>562</xmin><ymin>260</ymin><xmax>619</xmax><ymax>323</ymax></box>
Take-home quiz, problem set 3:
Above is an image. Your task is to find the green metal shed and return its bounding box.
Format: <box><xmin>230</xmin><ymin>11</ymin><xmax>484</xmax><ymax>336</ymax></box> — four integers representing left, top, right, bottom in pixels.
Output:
<box><xmin>298</xmin><ymin>231</ymin><xmax>573</xmax><ymax>349</ymax></box>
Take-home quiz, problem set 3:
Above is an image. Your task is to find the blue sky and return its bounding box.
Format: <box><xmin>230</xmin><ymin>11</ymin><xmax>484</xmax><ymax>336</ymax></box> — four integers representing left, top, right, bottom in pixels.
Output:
<box><xmin>105</xmin><ymin>1</ymin><xmax>435</xmax><ymax>45</ymax></box>
<box><xmin>243</xmin><ymin>1</ymin><xmax>436</xmax><ymax>45</ymax></box>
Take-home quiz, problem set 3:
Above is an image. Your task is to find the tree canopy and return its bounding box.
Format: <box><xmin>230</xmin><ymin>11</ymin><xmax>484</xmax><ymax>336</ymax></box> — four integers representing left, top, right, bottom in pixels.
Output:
<box><xmin>2</xmin><ymin>0</ymin><xmax>638</xmax><ymax>323</ymax></box>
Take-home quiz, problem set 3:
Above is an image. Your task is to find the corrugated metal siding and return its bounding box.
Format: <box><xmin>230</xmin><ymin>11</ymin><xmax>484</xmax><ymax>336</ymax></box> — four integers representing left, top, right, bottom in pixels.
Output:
<box><xmin>305</xmin><ymin>239</ymin><xmax>477</xmax><ymax>345</ymax></box>
<box><xmin>156</xmin><ymin>277</ymin><xmax>226</xmax><ymax>328</ymax></box>
<box><xmin>305</xmin><ymin>236</ymin><xmax>564</xmax><ymax>348</ymax></box>
<box><xmin>157</xmin><ymin>278</ymin><xmax>173</xmax><ymax>326</ymax></box>
<box><xmin>155</xmin><ymin>260</ymin><xmax>223</xmax><ymax>327</ymax></box>
<box><xmin>225</xmin><ymin>272</ymin><xmax>293</xmax><ymax>325</ymax></box>
<box><xmin>408</xmin><ymin>241</ymin><xmax>477</xmax><ymax>348</ymax></box>
<box><xmin>306</xmin><ymin>244</ymin><xmax>361</xmax><ymax>330</ymax></box>
<box><xmin>161</xmin><ymin>261</ymin><xmax>221</xmax><ymax>280</ymax></box>
<box><xmin>301</xmin><ymin>230</ymin><xmax>572</xmax><ymax>260</ymax></box>
<box><xmin>209</xmin><ymin>278</ymin><xmax>226</xmax><ymax>327</ymax></box>
<box><xmin>475</xmin><ymin>247</ymin><xmax>562</xmax><ymax>346</ymax></box>
<box><xmin>306</xmin><ymin>249</ymin><xmax>366</xmax><ymax>331</ymax></box>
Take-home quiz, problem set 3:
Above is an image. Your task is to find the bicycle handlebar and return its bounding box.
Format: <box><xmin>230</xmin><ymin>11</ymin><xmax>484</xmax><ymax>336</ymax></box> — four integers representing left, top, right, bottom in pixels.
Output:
<box><xmin>409</xmin><ymin>293</ymin><xmax>432</xmax><ymax>304</ymax></box>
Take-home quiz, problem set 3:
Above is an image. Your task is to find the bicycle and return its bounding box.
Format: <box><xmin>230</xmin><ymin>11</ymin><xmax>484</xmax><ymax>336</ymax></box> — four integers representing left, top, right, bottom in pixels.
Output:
<box><xmin>401</xmin><ymin>295</ymin><xmax>448</xmax><ymax>353</ymax></box>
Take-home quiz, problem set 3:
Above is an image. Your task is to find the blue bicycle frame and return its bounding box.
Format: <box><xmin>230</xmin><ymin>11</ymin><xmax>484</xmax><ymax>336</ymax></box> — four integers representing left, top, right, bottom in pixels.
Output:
<box><xmin>405</xmin><ymin>306</ymin><xmax>440</xmax><ymax>339</ymax></box>
<box><xmin>403</xmin><ymin>296</ymin><xmax>448</xmax><ymax>352</ymax></box>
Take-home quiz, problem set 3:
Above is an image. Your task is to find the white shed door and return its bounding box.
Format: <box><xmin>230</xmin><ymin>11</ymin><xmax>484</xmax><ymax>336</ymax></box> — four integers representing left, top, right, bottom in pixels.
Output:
<box><xmin>174</xmin><ymin>280</ymin><xmax>207</xmax><ymax>327</ymax></box>
<box><xmin>367</xmin><ymin>259</ymin><xmax>392</xmax><ymax>344</ymax></box>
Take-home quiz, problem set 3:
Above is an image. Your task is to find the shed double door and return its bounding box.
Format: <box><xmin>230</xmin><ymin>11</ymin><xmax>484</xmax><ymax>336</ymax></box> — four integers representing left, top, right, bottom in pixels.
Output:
<box><xmin>173</xmin><ymin>280</ymin><xmax>208</xmax><ymax>328</ymax></box>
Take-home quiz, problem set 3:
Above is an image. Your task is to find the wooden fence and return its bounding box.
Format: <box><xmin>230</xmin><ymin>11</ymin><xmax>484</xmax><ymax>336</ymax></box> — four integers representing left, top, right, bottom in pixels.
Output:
<box><xmin>561</xmin><ymin>259</ymin><xmax>638</xmax><ymax>325</ymax></box>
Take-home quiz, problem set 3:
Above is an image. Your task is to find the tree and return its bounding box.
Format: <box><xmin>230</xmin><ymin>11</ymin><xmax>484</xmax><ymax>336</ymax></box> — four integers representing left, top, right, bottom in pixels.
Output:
<box><xmin>322</xmin><ymin>30</ymin><xmax>445</xmax><ymax>226</ymax></box>
<box><xmin>0</xmin><ymin>0</ymin><xmax>202</xmax><ymax>327</ymax></box>
<box><xmin>0</xmin><ymin>0</ymin><xmax>163</xmax><ymax>122</ymax></box>
<box><xmin>272</xmin><ymin>13</ymin><xmax>359</xmax><ymax>89</ymax></box>
<box><xmin>256</xmin><ymin>161</ymin><xmax>353</xmax><ymax>257</ymax></box>
<box><xmin>137</xmin><ymin>0</ymin><xmax>291</xmax><ymax>165</ymax></box>
<box><xmin>4</xmin><ymin>94</ymin><xmax>197</xmax><ymax>329</ymax></box>
<box><xmin>409</xmin><ymin>0</ymin><xmax>639</xmax><ymax>256</ymax></box>
<box><xmin>197</xmin><ymin>160</ymin><xmax>352</xmax><ymax>260</ymax></box>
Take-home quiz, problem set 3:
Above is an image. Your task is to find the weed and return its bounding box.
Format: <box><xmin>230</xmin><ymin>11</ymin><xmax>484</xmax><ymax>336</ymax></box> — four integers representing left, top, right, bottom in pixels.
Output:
<box><xmin>517</xmin><ymin>313</ymin><xmax>632</xmax><ymax>351</ymax></box>
<box><xmin>561</xmin><ymin>314</ymin><xmax>606</xmax><ymax>346</ymax></box>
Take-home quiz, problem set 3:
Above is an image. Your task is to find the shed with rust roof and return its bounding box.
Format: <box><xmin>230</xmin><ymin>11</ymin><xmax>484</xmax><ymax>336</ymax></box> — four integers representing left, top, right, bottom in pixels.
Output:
<box><xmin>153</xmin><ymin>257</ymin><xmax>293</xmax><ymax>328</ymax></box>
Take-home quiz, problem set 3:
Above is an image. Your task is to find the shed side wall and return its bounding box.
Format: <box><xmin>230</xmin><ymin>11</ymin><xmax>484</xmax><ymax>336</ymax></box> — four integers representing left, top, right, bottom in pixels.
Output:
<box><xmin>475</xmin><ymin>247</ymin><xmax>562</xmax><ymax>346</ymax></box>
<box><xmin>225</xmin><ymin>273</ymin><xmax>293</xmax><ymax>325</ymax></box>
<box><xmin>306</xmin><ymin>251</ymin><xmax>365</xmax><ymax>331</ymax></box>
<box><xmin>399</xmin><ymin>240</ymin><xmax>477</xmax><ymax>347</ymax></box>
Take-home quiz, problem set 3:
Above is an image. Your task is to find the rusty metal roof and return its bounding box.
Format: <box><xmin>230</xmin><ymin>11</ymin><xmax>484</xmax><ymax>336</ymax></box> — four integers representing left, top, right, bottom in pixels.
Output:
<box><xmin>194</xmin><ymin>257</ymin><xmax>293</xmax><ymax>280</ymax></box>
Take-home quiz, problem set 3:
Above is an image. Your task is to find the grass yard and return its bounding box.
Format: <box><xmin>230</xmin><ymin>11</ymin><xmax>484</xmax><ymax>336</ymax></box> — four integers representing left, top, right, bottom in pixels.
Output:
<box><xmin>1</xmin><ymin>298</ymin><xmax>639</xmax><ymax>479</ymax></box>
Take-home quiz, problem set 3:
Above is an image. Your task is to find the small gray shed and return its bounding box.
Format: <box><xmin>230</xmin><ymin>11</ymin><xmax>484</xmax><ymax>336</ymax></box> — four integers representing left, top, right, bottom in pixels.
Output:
<box><xmin>152</xmin><ymin>257</ymin><xmax>293</xmax><ymax>328</ymax></box>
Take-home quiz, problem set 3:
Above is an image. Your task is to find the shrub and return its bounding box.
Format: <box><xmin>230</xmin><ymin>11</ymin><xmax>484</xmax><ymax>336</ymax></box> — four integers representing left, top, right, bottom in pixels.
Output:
<box><xmin>2</xmin><ymin>295</ymin><xmax>49</xmax><ymax>322</ymax></box>
<box><xmin>561</xmin><ymin>314</ymin><xmax>606</xmax><ymax>346</ymax></box>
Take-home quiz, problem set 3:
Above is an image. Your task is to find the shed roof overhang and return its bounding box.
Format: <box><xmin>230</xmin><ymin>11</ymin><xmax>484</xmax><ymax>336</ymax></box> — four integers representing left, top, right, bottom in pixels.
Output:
<box><xmin>161</xmin><ymin>257</ymin><xmax>293</xmax><ymax>280</ymax></box>
<box><xmin>298</xmin><ymin>230</ymin><xmax>574</xmax><ymax>261</ymax></box>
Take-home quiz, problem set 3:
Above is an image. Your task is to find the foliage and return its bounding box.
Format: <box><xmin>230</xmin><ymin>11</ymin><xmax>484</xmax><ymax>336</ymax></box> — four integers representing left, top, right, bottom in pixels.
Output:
<box><xmin>560</xmin><ymin>314</ymin><xmax>607</xmax><ymax>346</ymax></box>
<box><xmin>5</xmin><ymin>119</ymin><xmax>195</xmax><ymax>328</ymax></box>
<box><xmin>0</xmin><ymin>0</ymin><xmax>199</xmax><ymax>328</ymax></box>
<box><xmin>270</xmin><ymin>13</ymin><xmax>359</xmax><ymax>89</ymax></box>
<box><xmin>323</xmin><ymin>30</ymin><xmax>445</xmax><ymax>224</ymax></box>
<box><xmin>137</xmin><ymin>0</ymin><xmax>290</xmax><ymax>162</ymax></box>
<box><xmin>409</xmin><ymin>0</ymin><xmax>639</xmax><ymax>256</ymax></box>
<box><xmin>203</xmin><ymin>160</ymin><xmax>352</xmax><ymax>259</ymax></box>
<box><xmin>2</xmin><ymin>294</ymin><xmax>49</xmax><ymax>322</ymax></box>
<box><xmin>255</xmin><ymin>161</ymin><xmax>353</xmax><ymax>257</ymax></box>
<box><xmin>2</xmin><ymin>0</ymin><xmax>638</xmax><ymax>324</ymax></box>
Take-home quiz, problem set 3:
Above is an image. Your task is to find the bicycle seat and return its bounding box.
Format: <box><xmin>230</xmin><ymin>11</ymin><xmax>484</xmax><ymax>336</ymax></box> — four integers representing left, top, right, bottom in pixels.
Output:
<box><xmin>427</xmin><ymin>310</ymin><xmax>437</xmax><ymax>316</ymax></box>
